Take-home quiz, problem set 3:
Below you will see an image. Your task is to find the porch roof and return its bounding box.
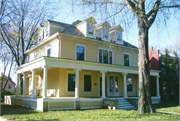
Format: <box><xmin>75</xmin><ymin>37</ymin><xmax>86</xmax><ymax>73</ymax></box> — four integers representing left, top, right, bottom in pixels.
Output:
<box><xmin>16</xmin><ymin>56</ymin><xmax>160</xmax><ymax>76</ymax></box>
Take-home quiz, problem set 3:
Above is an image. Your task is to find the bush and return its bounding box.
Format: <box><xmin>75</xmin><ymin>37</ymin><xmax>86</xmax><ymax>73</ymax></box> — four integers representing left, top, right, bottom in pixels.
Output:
<box><xmin>1</xmin><ymin>88</ymin><xmax>15</xmax><ymax>102</ymax></box>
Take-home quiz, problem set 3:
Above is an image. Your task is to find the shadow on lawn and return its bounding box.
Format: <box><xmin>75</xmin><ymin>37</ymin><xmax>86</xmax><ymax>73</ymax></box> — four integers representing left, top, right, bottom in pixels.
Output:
<box><xmin>1</xmin><ymin>104</ymin><xmax>40</xmax><ymax>116</ymax></box>
<box><xmin>153</xmin><ymin>100</ymin><xmax>179</xmax><ymax>110</ymax></box>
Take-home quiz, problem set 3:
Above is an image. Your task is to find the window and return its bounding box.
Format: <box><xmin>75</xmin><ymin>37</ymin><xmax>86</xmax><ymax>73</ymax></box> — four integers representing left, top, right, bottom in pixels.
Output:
<box><xmin>124</xmin><ymin>53</ymin><xmax>130</xmax><ymax>66</ymax></box>
<box><xmin>115</xmin><ymin>76</ymin><xmax>118</xmax><ymax>92</ymax></box>
<box><xmin>76</xmin><ymin>45</ymin><xmax>85</xmax><ymax>61</ymax></box>
<box><xmin>8</xmin><ymin>84</ymin><xmax>11</xmax><ymax>89</ymax></box>
<box><xmin>110</xmin><ymin>76</ymin><xmax>114</xmax><ymax>92</ymax></box>
<box><xmin>99</xmin><ymin>49</ymin><xmax>113</xmax><ymax>64</ymax></box>
<box><xmin>87</xmin><ymin>23</ymin><xmax>94</xmax><ymax>35</ymax></box>
<box><xmin>103</xmin><ymin>26</ymin><xmax>109</xmax><ymax>39</ymax></box>
<box><xmin>68</xmin><ymin>74</ymin><xmax>76</xmax><ymax>91</ymax></box>
<box><xmin>26</xmin><ymin>55</ymin><xmax>29</xmax><ymax>63</ymax></box>
<box><xmin>38</xmin><ymin>31</ymin><xmax>42</xmax><ymax>42</ymax></box>
<box><xmin>127</xmin><ymin>78</ymin><xmax>133</xmax><ymax>92</ymax></box>
<box><xmin>177</xmin><ymin>65</ymin><xmax>179</xmax><ymax>75</ymax></box>
<box><xmin>84</xmin><ymin>75</ymin><xmax>92</xmax><ymax>92</ymax></box>
<box><xmin>116</xmin><ymin>31</ymin><xmax>122</xmax><ymax>40</ymax></box>
<box><xmin>35</xmin><ymin>51</ymin><xmax>39</xmax><ymax>59</ymax></box>
<box><xmin>45</xmin><ymin>25</ymin><xmax>49</xmax><ymax>37</ymax></box>
<box><xmin>47</xmin><ymin>46</ymin><xmax>51</xmax><ymax>57</ymax></box>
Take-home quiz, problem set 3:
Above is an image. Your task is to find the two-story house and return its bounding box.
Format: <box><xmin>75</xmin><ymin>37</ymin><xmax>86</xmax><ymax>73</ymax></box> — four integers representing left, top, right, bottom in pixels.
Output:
<box><xmin>4</xmin><ymin>17</ymin><xmax>160</xmax><ymax>111</ymax></box>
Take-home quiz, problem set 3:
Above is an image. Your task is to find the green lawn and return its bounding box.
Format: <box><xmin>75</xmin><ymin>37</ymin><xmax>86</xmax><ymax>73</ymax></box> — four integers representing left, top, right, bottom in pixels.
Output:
<box><xmin>1</xmin><ymin>100</ymin><xmax>179</xmax><ymax>120</ymax></box>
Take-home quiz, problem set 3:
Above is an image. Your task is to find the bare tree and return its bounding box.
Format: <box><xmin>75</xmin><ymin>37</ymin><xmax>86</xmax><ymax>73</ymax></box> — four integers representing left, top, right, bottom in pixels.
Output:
<box><xmin>0</xmin><ymin>0</ymin><xmax>59</xmax><ymax>93</ymax></box>
<box><xmin>67</xmin><ymin>0</ymin><xmax>179</xmax><ymax>113</ymax></box>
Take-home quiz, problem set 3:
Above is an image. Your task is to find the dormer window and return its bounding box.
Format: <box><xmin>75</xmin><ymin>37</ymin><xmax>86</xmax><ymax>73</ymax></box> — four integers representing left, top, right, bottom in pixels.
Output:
<box><xmin>103</xmin><ymin>26</ymin><xmax>109</xmax><ymax>39</ymax></box>
<box><xmin>87</xmin><ymin>23</ymin><xmax>94</xmax><ymax>35</ymax></box>
<box><xmin>94</xmin><ymin>27</ymin><xmax>102</xmax><ymax>40</ymax></box>
<box><xmin>116</xmin><ymin>31</ymin><xmax>122</xmax><ymax>41</ymax></box>
<box><xmin>45</xmin><ymin>25</ymin><xmax>49</xmax><ymax>37</ymax></box>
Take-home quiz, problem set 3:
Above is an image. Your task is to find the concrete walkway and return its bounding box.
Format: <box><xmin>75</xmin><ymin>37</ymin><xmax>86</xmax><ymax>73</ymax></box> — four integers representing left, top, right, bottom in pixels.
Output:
<box><xmin>0</xmin><ymin>117</ymin><xmax>8</xmax><ymax>121</ymax></box>
<box><xmin>157</xmin><ymin>111</ymin><xmax>180</xmax><ymax>115</ymax></box>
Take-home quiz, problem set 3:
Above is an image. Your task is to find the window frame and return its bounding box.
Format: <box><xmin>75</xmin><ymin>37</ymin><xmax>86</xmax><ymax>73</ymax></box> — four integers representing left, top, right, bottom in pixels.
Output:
<box><xmin>98</xmin><ymin>47</ymin><xmax>114</xmax><ymax>64</ymax></box>
<box><xmin>35</xmin><ymin>51</ymin><xmax>39</xmax><ymax>59</ymax></box>
<box><xmin>67</xmin><ymin>70</ymin><xmax>76</xmax><ymax>93</ymax></box>
<box><xmin>123</xmin><ymin>52</ymin><xmax>130</xmax><ymax>66</ymax></box>
<box><xmin>8</xmin><ymin>84</ymin><xmax>11</xmax><ymax>89</ymax></box>
<box><xmin>76</xmin><ymin>44</ymin><xmax>86</xmax><ymax>61</ymax></box>
<box><xmin>83</xmin><ymin>72</ymin><xmax>93</xmax><ymax>93</ymax></box>
<box><xmin>127</xmin><ymin>77</ymin><xmax>133</xmax><ymax>92</ymax></box>
<box><xmin>87</xmin><ymin>22</ymin><xmax>94</xmax><ymax>35</ymax></box>
<box><xmin>46</xmin><ymin>45</ymin><xmax>51</xmax><ymax>57</ymax></box>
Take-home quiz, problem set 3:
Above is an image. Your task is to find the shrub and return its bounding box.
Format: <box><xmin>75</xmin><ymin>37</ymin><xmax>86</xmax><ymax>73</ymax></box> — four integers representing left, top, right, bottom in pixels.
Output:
<box><xmin>1</xmin><ymin>88</ymin><xmax>15</xmax><ymax>102</ymax></box>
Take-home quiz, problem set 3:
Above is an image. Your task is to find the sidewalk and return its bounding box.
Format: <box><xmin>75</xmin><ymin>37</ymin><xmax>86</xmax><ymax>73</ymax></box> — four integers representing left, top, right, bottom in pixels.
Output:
<box><xmin>157</xmin><ymin>111</ymin><xmax>180</xmax><ymax>115</ymax></box>
<box><xmin>0</xmin><ymin>116</ymin><xmax>8</xmax><ymax>121</ymax></box>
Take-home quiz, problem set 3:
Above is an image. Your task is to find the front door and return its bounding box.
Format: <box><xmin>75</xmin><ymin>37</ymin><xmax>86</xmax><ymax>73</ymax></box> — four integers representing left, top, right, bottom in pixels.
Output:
<box><xmin>107</xmin><ymin>75</ymin><xmax>120</xmax><ymax>97</ymax></box>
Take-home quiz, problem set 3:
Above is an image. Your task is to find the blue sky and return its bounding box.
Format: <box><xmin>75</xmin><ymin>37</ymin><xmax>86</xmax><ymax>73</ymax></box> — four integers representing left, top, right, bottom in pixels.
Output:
<box><xmin>1</xmin><ymin>1</ymin><xmax>179</xmax><ymax>84</ymax></box>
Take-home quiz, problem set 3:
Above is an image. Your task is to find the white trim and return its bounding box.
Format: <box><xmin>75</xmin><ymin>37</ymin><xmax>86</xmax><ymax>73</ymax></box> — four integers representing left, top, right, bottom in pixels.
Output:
<box><xmin>123</xmin><ymin>52</ymin><xmax>130</xmax><ymax>66</ymax></box>
<box><xmin>83</xmin><ymin>72</ymin><xmax>93</xmax><ymax>93</ymax></box>
<box><xmin>50</xmin><ymin>24</ymin><xmax>65</xmax><ymax>29</ymax></box>
<box><xmin>66</xmin><ymin>70</ymin><xmax>76</xmax><ymax>93</ymax></box>
<box><xmin>76</xmin><ymin>44</ymin><xmax>86</xmax><ymax>61</ymax></box>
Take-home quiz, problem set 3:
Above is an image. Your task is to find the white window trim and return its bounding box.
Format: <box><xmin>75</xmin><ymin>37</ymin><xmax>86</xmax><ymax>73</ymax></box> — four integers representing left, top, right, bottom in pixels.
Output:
<box><xmin>123</xmin><ymin>52</ymin><xmax>131</xmax><ymax>66</ymax></box>
<box><xmin>67</xmin><ymin>70</ymin><xmax>76</xmax><ymax>93</ymax></box>
<box><xmin>46</xmin><ymin>45</ymin><xmax>51</xmax><ymax>57</ymax></box>
<box><xmin>98</xmin><ymin>47</ymin><xmax>114</xmax><ymax>64</ymax></box>
<box><xmin>35</xmin><ymin>51</ymin><xmax>39</xmax><ymax>59</ymax></box>
<box><xmin>75</xmin><ymin>44</ymin><xmax>86</xmax><ymax>61</ymax></box>
<box><xmin>127</xmin><ymin>77</ymin><xmax>133</xmax><ymax>93</ymax></box>
<box><xmin>83</xmin><ymin>72</ymin><xmax>93</xmax><ymax>93</ymax></box>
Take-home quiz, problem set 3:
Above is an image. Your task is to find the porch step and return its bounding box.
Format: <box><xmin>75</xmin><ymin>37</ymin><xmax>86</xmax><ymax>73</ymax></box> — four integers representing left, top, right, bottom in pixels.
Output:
<box><xmin>118</xmin><ymin>99</ymin><xmax>136</xmax><ymax>110</ymax></box>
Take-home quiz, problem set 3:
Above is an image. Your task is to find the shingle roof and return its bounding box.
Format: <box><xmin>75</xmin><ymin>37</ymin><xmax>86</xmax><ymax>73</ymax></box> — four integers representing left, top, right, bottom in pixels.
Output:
<box><xmin>47</xmin><ymin>19</ymin><xmax>69</xmax><ymax>26</ymax></box>
<box><xmin>47</xmin><ymin>19</ymin><xmax>138</xmax><ymax>49</ymax></box>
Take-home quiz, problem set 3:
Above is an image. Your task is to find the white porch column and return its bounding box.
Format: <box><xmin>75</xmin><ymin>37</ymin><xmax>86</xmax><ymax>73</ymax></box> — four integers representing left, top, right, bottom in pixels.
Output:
<box><xmin>43</xmin><ymin>66</ymin><xmax>48</xmax><ymax>98</ymax></box>
<box><xmin>22</xmin><ymin>73</ymin><xmax>26</xmax><ymax>97</ymax></box>
<box><xmin>156</xmin><ymin>76</ymin><xmax>160</xmax><ymax>97</ymax></box>
<box><xmin>31</xmin><ymin>70</ymin><xmax>36</xmax><ymax>98</ymax></box>
<box><xmin>16</xmin><ymin>74</ymin><xmax>20</xmax><ymax>96</ymax></box>
<box><xmin>123</xmin><ymin>73</ymin><xmax>128</xmax><ymax>98</ymax></box>
<box><xmin>75</xmin><ymin>68</ymin><xmax>81</xmax><ymax>98</ymax></box>
<box><xmin>100</xmin><ymin>70</ymin><xmax>107</xmax><ymax>98</ymax></box>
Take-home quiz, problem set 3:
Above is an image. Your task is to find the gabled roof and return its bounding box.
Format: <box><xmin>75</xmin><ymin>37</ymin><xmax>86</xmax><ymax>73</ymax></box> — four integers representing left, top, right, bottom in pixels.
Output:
<box><xmin>61</xmin><ymin>25</ymin><xmax>85</xmax><ymax>37</ymax></box>
<box><xmin>95</xmin><ymin>21</ymin><xmax>111</xmax><ymax>28</ymax></box>
<box><xmin>0</xmin><ymin>75</ymin><xmax>16</xmax><ymax>85</ymax></box>
<box><xmin>47</xmin><ymin>19</ymin><xmax>70</xmax><ymax>27</ymax></box>
<box><xmin>110</xmin><ymin>25</ymin><xmax>124</xmax><ymax>32</ymax></box>
<box><xmin>84</xmin><ymin>16</ymin><xmax>97</xmax><ymax>24</ymax></box>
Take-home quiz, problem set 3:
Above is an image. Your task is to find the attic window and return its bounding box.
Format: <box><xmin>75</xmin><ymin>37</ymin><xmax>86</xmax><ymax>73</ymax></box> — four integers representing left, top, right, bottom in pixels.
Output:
<box><xmin>116</xmin><ymin>31</ymin><xmax>122</xmax><ymax>40</ymax></box>
<box><xmin>103</xmin><ymin>26</ymin><xmax>108</xmax><ymax>39</ymax></box>
<box><xmin>87</xmin><ymin>23</ymin><xmax>94</xmax><ymax>35</ymax></box>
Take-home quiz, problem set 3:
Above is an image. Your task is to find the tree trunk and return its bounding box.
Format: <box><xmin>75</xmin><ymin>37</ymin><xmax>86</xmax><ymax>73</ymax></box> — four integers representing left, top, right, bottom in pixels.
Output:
<box><xmin>137</xmin><ymin>18</ymin><xmax>153</xmax><ymax>113</ymax></box>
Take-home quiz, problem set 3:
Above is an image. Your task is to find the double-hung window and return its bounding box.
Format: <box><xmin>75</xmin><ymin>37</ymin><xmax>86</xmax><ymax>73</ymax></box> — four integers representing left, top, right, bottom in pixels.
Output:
<box><xmin>103</xmin><ymin>26</ymin><xmax>109</xmax><ymax>39</ymax></box>
<box><xmin>99</xmin><ymin>48</ymin><xmax>113</xmax><ymax>64</ymax></box>
<box><xmin>76</xmin><ymin>45</ymin><xmax>85</xmax><ymax>61</ymax></box>
<box><xmin>8</xmin><ymin>84</ymin><xmax>11</xmax><ymax>89</ymax></box>
<box><xmin>47</xmin><ymin>46</ymin><xmax>51</xmax><ymax>57</ymax></box>
<box><xmin>124</xmin><ymin>53</ymin><xmax>130</xmax><ymax>66</ymax></box>
<box><xmin>35</xmin><ymin>51</ymin><xmax>39</xmax><ymax>59</ymax></box>
<box><xmin>45</xmin><ymin>25</ymin><xmax>49</xmax><ymax>37</ymax></box>
<box><xmin>84</xmin><ymin>75</ymin><xmax>92</xmax><ymax>92</ymax></box>
<box><xmin>87</xmin><ymin>23</ymin><xmax>94</xmax><ymax>35</ymax></box>
<box><xmin>68</xmin><ymin>74</ymin><xmax>76</xmax><ymax>92</ymax></box>
<box><xmin>127</xmin><ymin>78</ymin><xmax>133</xmax><ymax>92</ymax></box>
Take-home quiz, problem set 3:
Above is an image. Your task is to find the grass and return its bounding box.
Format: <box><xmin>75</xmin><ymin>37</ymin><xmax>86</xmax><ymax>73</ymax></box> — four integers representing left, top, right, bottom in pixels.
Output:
<box><xmin>1</xmin><ymin>100</ymin><xmax>179</xmax><ymax>120</ymax></box>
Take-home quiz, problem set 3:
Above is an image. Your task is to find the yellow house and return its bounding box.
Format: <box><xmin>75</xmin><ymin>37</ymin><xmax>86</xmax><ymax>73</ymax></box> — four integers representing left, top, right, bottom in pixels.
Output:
<box><xmin>4</xmin><ymin>17</ymin><xmax>160</xmax><ymax>111</ymax></box>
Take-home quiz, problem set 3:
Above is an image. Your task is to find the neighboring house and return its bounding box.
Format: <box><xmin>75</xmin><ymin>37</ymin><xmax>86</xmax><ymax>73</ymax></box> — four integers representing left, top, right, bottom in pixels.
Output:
<box><xmin>0</xmin><ymin>73</ymin><xmax>16</xmax><ymax>92</ymax></box>
<box><xmin>149</xmin><ymin>47</ymin><xmax>179</xmax><ymax>99</ymax></box>
<box><xmin>5</xmin><ymin>17</ymin><xmax>160</xmax><ymax>111</ymax></box>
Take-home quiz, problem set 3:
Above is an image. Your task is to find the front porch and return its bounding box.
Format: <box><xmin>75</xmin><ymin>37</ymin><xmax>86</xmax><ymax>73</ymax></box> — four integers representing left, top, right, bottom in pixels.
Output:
<box><xmin>5</xmin><ymin>57</ymin><xmax>161</xmax><ymax>111</ymax></box>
